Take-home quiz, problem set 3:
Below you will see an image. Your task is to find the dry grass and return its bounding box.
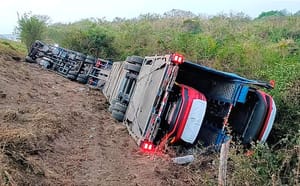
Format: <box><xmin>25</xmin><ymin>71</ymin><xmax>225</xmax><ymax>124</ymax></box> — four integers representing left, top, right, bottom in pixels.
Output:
<box><xmin>0</xmin><ymin>107</ymin><xmax>68</xmax><ymax>185</ymax></box>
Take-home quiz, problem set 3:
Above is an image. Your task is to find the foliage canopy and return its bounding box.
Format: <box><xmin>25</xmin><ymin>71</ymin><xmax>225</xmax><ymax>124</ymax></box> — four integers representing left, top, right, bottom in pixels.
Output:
<box><xmin>16</xmin><ymin>12</ymin><xmax>49</xmax><ymax>51</ymax></box>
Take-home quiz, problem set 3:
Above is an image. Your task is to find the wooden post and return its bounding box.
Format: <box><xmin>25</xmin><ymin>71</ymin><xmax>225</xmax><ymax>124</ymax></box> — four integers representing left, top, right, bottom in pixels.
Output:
<box><xmin>218</xmin><ymin>139</ymin><xmax>231</xmax><ymax>186</ymax></box>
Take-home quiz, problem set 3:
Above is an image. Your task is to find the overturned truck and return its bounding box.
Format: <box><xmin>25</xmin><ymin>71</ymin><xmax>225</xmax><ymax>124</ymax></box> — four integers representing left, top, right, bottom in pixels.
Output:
<box><xmin>103</xmin><ymin>54</ymin><xmax>276</xmax><ymax>152</ymax></box>
<box><xmin>25</xmin><ymin>40</ymin><xmax>111</xmax><ymax>85</ymax></box>
<box><xmin>26</xmin><ymin>42</ymin><xmax>277</xmax><ymax>152</ymax></box>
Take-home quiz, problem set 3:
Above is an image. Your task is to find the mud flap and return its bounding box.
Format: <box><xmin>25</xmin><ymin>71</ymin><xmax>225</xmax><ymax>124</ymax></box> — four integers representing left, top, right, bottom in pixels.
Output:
<box><xmin>198</xmin><ymin>124</ymin><xmax>230</xmax><ymax>149</ymax></box>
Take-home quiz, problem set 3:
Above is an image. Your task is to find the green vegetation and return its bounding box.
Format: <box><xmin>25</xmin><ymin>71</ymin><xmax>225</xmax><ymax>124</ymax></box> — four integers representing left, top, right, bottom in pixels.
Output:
<box><xmin>0</xmin><ymin>39</ymin><xmax>26</xmax><ymax>57</ymax></box>
<box><xmin>257</xmin><ymin>10</ymin><xmax>290</xmax><ymax>19</ymax></box>
<box><xmin>16</xmin><ymin>12</ymin><xmax>49</xmax><ymax>52</ymax></box>
<box><xmin>16</xmin><ymin>9</ymin><xmax>300</xmax><ymax>185</ymax></box>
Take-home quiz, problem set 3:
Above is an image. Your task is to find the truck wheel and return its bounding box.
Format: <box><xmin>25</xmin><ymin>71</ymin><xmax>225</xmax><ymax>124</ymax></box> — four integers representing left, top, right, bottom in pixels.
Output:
<box><xmin>112</xmin><ymin>110</ymin><xmax>125</xmax><ymax>121</ymax></box>
<box><xmin>77</xmin><ymin>77</ymin><xmax>87</xmax><ymax>84</ymax></box>
<box><xmin>68</xmin><ymin>70</ymin><xmax>77</xmax><ymax>75</ymax></box>
<box><xmin>76</xmin><ymin>74</ymin><xmax>88</xmax><ymax>84</ymax></box>
<box><xmin>126</xmin><ymin>56</ymin><xmax>144</xmax><ymax>65</ymax></box>
<box><xmin>124</xmin><ymin>63</ymin><xmax>141</xmax><ymax>73</ymax></box>
<box><xmin>108</xmin><ymin>99</ymin><xmax>118</xmax><ymax>112</ymax></box>
<box><xmin>113</xmin><ymin>102</ymin><xmax>127</xmax><ymax>113</ymax></box>
<box><xmin>85</xmin><ymin>59</ymin><xmax>95</xmax><ymax>64</ymax></box>
<box><xmin>40</xmin><ymin>59</ymin><xmax>50</xmax><ymax>69</ymax></box>
<box><xmin>76</xmin><ymin>53</ymin><xmax>86</xmax><ymax>61</ymax></box>
<box><xmin>25</xmin><ymin>56</ymin><xmax>35</xmax><ymax>63</ymax></box>
<box><xmin>85</xmin><ymin>55</ymin><xmax>96</xmax><ymax>64</ymax></box>
<box><xmin>67</xmin><ymin>73</ymin><xmax>76</xmax><ymax>80</ymax></box>
<box><xmin>110</xmin><ymin>99</ymin><xmax>118</xmax><ymax>105</ymax></box>
<box><xmin>78</xmin><ymin>74</ymin><xmax>88</xmax><ymax>79</ymax></box>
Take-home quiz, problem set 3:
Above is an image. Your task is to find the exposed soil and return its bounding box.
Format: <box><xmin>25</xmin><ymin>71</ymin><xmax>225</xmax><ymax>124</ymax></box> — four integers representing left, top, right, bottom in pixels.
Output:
<box><xmin>0</xmin><ymin>55</ymin><xmax>217</xmax><ymax>186</ymax></box>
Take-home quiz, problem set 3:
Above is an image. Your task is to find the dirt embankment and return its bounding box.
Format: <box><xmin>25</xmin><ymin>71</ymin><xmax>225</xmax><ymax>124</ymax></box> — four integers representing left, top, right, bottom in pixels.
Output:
<box><xmin>0</xmin><ymin>55</ymin><xmax>217</xmax><ymax>186</ymax></box>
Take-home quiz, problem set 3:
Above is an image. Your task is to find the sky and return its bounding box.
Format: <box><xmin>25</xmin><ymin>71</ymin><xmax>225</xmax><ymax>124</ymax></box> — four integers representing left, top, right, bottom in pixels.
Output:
<box><xmin>1</xmin><ymin>0</ymin><xmax>300</xmax><ymax>34</ymax></box>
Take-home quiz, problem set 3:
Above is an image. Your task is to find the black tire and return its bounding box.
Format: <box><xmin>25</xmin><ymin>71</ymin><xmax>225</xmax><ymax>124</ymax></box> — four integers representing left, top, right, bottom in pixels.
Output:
<box><xmin>68</xmin><ymin>70</ymin><xmax>78</xmax><ymax>75</ymax></box>
<box><xmin>111</xmin><ymin>99</ymin><xmax>118</xmax><ymax>105</ymax></box>
<box><xmin>108</xmin><ymin>99</ymin><xmax>118</xmax><ymax>112</ymax></box>
<box><xmin>113</xmin><ymin>102</ymin><xmax>127</xmax><ymax>113</ymax></box>
<box><xmin>85</xmin><ymin>55</ymin><xmax>96</xmax><ymax>64</ymax></box>
<box><xmin>75</xmin><ymin>54</ymin><xmax>86</xmax><ymax>61</ymax></box>
<box><xmin>25</xmin><ymin>56</ymin><xmax>35</xmax><ymax>63</ymax></box>
<box><xmin>124</xmin><ymin>62</ymin><xmax>141</xmax><ymax>73</ymax></box>
<box><xmin>51</xmin><ymin>63</ymin><xmax>58</xmax><ymax>71</ymax></box>
<box><xmin>112</xmin><ymin>110</ymin><xmax>125</xmax><ymax>121</ymax></box>
<box><xmin>78</xmin><ymin>74</ymin><xmax>88</xmax><ymax>79</ymax></box>
<box><xmin>67</xmin><ymin>73</ymin><xmax>76</xmax><ymax>80</ymax></box>
<box><xmin>126</xmin><ymin>56</ymin><xmax>144</xmax><ymax>65</ymax></box>
<box><xmin>76</xmin><ymin>75</ymin><xmax>88</xmax><ymax>84</ymax></box>
<box><xmin>85</xmin><ymin>59</ymin><xmax>95</xmax><ymax>64</ymax></box>
<box><xmin>40</xmin><ymin>59</ymin><xmax>51</xmax><ymax>69</ymax></box>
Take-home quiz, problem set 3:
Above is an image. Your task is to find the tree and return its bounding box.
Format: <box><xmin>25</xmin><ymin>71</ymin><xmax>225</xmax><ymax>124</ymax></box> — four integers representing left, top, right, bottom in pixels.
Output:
<box><xmin>256</xmin><ymin>10</ymin><xmax>288</xmax><ymax>19</ymax></box>
<box><xmin>61</xmin><ymin>24</ymin><xmax>117</xmax><ymax>58</ymax></box>
<box><xmin>163</xmin><ymin>9</ymin><xmax>196</xmax><ymax>18</ymax></box>
<box><xmin>86</xmin><ymin>26</ymin><xmax>116</xmax><ymax>57</ymax></box>
<box><xmin>61</xmin><ymin>29</ymin><xmax>87</xmax><ymax>52</ymax></box>
<box><xmin>182</xmin><ymin>19</ymin><xmax>202</xmax><ymax>34</ymax></box>
<box><xmin>16</xmin><ymin>12</ymin><xmax>49</xmax><ymax>51</ymax></box>
<box><xmin>294</xmin><ymin>10</ymin><xmax>300</xmax><ymax>16</ymax></box>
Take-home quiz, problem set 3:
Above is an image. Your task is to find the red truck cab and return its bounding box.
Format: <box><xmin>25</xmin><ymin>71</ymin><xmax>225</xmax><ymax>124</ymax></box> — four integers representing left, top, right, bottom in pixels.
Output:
<box><xmin>165</xmin><ymin>84</ymin><xmax>207</xmax><ymax>144</ymax></box>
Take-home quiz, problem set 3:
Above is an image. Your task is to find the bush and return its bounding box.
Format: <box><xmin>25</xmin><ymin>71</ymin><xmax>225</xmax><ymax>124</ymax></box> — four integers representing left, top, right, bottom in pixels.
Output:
<box><xmin>16</xmin><ymin>13</ymin><xmax>49</xmax><ymax>52</ymax></box>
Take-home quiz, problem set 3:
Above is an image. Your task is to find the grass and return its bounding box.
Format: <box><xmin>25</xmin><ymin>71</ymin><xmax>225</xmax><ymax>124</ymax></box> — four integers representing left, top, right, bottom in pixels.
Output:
<box><xmin>0</xmin><ymin>39</ymin><xmax>26</xmax><ymax>58</ymax></box>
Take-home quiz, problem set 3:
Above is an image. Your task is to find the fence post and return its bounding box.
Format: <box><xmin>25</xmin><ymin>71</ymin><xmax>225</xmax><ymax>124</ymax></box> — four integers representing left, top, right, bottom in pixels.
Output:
<box><xmin>218</xmin><ymin>139</ymin><xmax>231</xmax><ymax>186</ymax></box>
